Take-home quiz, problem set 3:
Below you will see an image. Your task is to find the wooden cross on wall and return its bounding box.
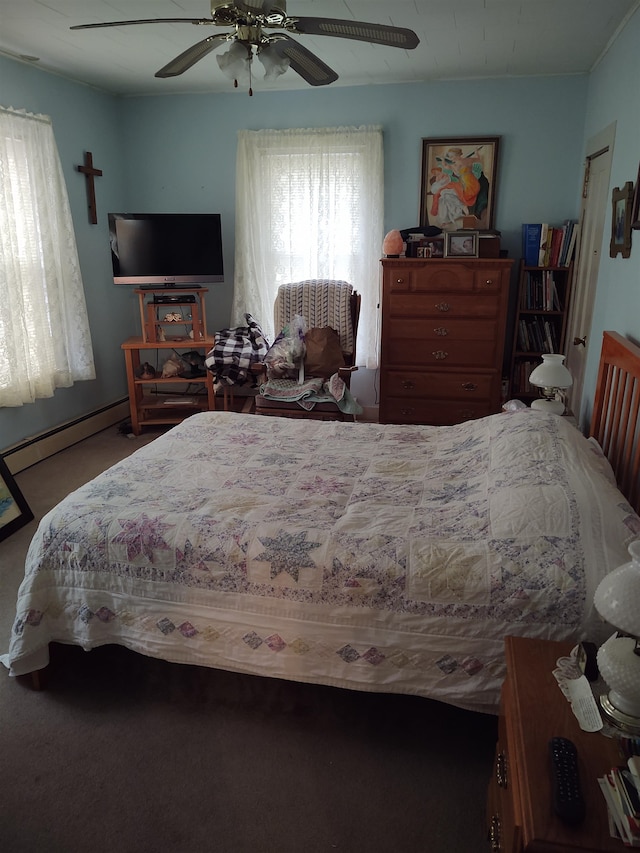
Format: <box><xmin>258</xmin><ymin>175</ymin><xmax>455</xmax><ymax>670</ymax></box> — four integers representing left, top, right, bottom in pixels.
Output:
<box><xmin>76</xmin><ymin>151</ymin><xmax>102</xmax><ymax>224</ymax></box>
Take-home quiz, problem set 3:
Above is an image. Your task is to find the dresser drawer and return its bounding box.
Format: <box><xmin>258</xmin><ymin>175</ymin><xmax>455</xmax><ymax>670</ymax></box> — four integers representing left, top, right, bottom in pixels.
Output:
<box><xmin>487</xmin><ymin>738</ymin><xmax>519</xmax><ymax>852</ymax></box>
<box><xmin>387</xmin><ymin>292</ymin><xmax>501</xmax><ymax>319</ymax></box>
<box><xmin>387</xmin><ymin>337</ymin><xmax>501</xmax><ymax>368</ymax></box>
<box><xmin>381</xmin><ymin>397</ymin><xmax>493</xmax><ymax>425</ymax></box>
<box><xmin>385</xmin><ymin>317</ymin><xmax>499</xmax><ymax>343</ymax></box>
<box><xmin>386</xmin><ymin>262</ymin><xmax>505</xmax><ymax>294</ymax></box>
<box><xmin>382</xmin><ymin>369</ymin><xmax>494</xmax><ymax>400</ymax></box>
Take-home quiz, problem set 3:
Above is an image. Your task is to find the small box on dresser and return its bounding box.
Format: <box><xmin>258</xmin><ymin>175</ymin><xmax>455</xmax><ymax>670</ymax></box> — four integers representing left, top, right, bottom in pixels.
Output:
<box><xmin>379</xmin><ymin>257</ymin><xmax>513</xmax><ymax>425</ymax></box>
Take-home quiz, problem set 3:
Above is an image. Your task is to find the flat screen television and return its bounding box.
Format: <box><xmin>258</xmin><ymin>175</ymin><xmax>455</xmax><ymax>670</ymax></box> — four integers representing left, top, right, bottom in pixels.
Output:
<box><xmin>108</xmin><ymin>212</ymin><xmax>224</xmax><ymax>286</ymax></box>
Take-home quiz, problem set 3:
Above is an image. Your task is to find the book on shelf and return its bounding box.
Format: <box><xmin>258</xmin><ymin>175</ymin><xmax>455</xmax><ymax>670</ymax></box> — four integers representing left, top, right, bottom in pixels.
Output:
<box><xmin>549</xmin><ymin>227</ymin><xmax>564</xmax><ymax>267</ymax></box>
<box><xmin>562</xmin><ymin>220</ymin><xmax>579</xmax><ymax>266</ymax></box>
<box><xmin>522</xmin><ymin>223</ymin><xmax>542</xmax><ymax>266</ymax></box>
<box><xmin>521</xmin><ymin>219</ymin><xmax>578</xmax><ymax>267</ymax></box>
<box><xmin>598</xmin><ymin>760</ymin><xmax>640</xmax><ymax>847</ymax></box>
<box><xmin>517</xmin><ymin>316</ymin><xmax>560</xmax><ymax>353</ymax></box>
<box><xmin>538</xmin><ymin>223</ymin><xmax>549</xmax><ymax>266</ymax></box>
<box><xmin>520</xmin><ymin>270</ymin><xmax>562</xmax><ymax>311</ymax></box>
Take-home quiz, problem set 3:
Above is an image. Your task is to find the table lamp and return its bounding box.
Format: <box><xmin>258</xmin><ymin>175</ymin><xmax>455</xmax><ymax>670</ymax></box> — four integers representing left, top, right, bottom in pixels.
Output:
<box><xmin>593</xmin><ymin>539</ymin><xmax>640</xmax><ymax>734</ymax></box>
<box><xmin>528</xmin><ymin>353</ymin><xmax>573</xmax><ymax>415</ymax></box>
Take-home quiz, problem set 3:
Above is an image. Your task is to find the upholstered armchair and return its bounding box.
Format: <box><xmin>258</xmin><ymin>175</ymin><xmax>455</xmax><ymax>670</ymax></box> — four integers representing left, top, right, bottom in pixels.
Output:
<box><xmin>254</xmin><ymin>279</ymin><xmax>361</xmax><ymax>421</ymax></box>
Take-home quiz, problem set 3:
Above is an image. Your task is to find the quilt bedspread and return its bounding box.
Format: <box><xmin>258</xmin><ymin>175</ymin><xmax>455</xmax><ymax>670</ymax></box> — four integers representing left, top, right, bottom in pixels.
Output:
<box><xmin>3</xmin><ymin>410</ymin><xmax>639</xmax><ymax>713</ymax></box>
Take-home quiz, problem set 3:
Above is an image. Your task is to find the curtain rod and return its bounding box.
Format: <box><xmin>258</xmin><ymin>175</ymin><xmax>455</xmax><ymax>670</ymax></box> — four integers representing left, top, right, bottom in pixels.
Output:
<box><xmin>0</xmin><ymin>104</ymin><xmax>51</xmax><ymax>125</ymax></box>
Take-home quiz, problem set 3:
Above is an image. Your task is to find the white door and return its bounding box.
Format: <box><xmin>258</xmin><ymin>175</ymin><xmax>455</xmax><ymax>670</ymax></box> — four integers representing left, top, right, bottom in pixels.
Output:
<box><xmin>565</xmin><ymin>122</ymin><xmax>616</xmax><ymax>426</ymax></box>
<box><xmin>565</xmin><ymin>123</ymin><xmax>615</xmax><ymax>427</ymax></box>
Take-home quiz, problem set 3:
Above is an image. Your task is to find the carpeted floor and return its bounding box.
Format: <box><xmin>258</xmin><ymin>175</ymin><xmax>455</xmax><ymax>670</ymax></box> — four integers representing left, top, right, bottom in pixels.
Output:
<box><xmin>0</xmin><ymin>422</ymin><xmax>497</xmax><ymax>853</ymax></box>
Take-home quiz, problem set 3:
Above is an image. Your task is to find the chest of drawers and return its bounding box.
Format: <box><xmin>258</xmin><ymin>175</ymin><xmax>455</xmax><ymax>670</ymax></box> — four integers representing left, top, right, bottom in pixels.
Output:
<box><xmin>380</xmin><ymin>257</ymin><xmax>513</xmax><ymax>425</ymax></box>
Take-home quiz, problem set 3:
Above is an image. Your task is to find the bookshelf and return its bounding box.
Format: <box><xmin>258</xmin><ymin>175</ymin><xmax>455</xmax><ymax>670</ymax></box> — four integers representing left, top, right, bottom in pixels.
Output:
<box><xmin>509</xmin><ymin>260</ymin><xmax>574</xmax><ymax>402</ymax></box>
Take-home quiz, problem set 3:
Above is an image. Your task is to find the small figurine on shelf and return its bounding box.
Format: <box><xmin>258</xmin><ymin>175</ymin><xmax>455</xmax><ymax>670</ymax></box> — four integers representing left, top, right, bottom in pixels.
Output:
<box><xmin>161</xmin><ymin>353</ymin><xmax>185</xmax><ymax>377</ymax></box>
<box><xmin>136</xmin><ymin>362</ymin><xmax>156</xmax><ymax>379</ymax></box>
<box><xmin>180</xmin><ymin>350</ymin><xmax>206</xmax><ymax>377</ymax></box>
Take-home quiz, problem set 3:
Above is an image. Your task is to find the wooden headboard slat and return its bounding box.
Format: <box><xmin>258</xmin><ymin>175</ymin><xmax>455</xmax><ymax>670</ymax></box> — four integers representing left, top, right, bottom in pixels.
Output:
<box><xmin>590</xmin><ymin>331</ymin><xmax>640</xmax><ymax>515</ymax></box>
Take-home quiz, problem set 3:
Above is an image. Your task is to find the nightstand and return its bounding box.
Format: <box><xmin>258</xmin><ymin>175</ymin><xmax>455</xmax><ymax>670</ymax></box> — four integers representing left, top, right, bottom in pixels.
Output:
<box><xmin>486</xmin><ymin>636</ymin><xmax>622</xmax><ymax>852</ymax></box>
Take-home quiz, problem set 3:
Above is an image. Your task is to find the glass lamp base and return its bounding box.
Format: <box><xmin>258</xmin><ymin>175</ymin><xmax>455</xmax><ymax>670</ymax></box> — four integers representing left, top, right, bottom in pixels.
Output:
<box><xmin>599</xmin><ymin>692</ymin><xmax>640</xmax><ymax>735</ymax></box>
<box><xmin>530</xmin><ymin>397</ymin><xmax>565</xmax><ymax>415</ymax></box>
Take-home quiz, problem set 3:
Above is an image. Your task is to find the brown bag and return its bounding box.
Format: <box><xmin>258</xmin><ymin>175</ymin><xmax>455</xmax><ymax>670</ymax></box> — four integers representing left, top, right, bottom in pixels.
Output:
<box><xmin>304</xmin><ymin>327</ymin><xmax>345</xmax><ymax>378</ymax></box>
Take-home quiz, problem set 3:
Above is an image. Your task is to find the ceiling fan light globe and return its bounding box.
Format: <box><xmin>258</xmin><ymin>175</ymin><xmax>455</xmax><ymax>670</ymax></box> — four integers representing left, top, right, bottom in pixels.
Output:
<box><xmin>258</xmin><ymin>44</ymin><xmax>290</xmax><ymax>79</ymax></box>
<box><xmin>216</xmin><ymin>41</ymin><xmax>252</xmax><ymax>80</ymax></box>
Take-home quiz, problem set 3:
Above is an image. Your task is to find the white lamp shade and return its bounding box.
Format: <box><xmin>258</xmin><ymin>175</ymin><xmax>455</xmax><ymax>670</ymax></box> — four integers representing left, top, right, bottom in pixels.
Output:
<box><xmin>258</xmin><ymin>44</ymin><xmax>290</xmax><ymax>79</ymax></box>
<box><xmin>216</xmin><ymin>41</ymin><xmax>252</xmax><ymax>81</ymax></box>
<box><xmin>528</xmin><ymin>353</ymin><xmax>573</xmax><ymax>390</ymax></box>
<box><xmin>594</xmin><ymin>540</ymin><xmax>640</xmax><ymax>636</ymax></box>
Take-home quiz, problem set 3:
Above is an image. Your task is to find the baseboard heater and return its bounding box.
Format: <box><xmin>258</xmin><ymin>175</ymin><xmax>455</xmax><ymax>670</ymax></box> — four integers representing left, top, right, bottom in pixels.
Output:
<box><xmin>3</xmin><ymin>399</ymin><xmax>130</xmax><ymax>475</ymax></box>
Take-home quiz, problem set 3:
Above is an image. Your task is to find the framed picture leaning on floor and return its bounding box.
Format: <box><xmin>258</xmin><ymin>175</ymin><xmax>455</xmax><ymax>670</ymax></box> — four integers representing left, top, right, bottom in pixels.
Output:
<box><xmin>0</xmin><ymin>455</ymin><xmax>33</xmax><ymax>542</ymax></box>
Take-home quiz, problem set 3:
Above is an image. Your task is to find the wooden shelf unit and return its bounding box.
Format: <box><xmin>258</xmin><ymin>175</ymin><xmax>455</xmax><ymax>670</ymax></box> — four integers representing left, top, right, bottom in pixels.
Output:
<box><xmin>135</xmin><ymin>286</ymin><xmax>208</xmax><ymax>344</ymax></box>
<box><xmin>509</xmin><ymin>261</ymin><xmax>574</xmax><ymax>402</ymax></box>
<box><xmin>122</xmin><ymin>286</ymin><xmax>216</xmax><ymax>435</ymax></box>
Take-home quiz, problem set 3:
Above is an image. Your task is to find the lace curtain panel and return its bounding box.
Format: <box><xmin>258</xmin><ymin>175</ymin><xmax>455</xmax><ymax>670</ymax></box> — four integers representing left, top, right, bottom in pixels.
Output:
<box><xmin>0</xmin><ymin>107</ymin><xmax>95</xmax><ymax>407</ymax></box>
<box><xmin>232</xmin><ymin>126</ymin><xmax>383</xmax><ymax>369</ymax></box>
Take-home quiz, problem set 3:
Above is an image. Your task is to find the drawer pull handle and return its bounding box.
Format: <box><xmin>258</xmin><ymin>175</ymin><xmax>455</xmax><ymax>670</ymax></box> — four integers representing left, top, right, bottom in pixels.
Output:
<box><xmin>483</xmin><ymin>279</ymin><xmax>494</xmax><ymax>287</ymax></box>
<box><xmin>432</xmin><ymin>350</ymin><xmax>448</xmax><ymax>360</ymax></box>
<box><xmin>462</xmin><ymin>382</ymin><xmax>478</xmax><ymax>391</ymax></box>
<box><xmin>460</xmin><ymin>409</ymin><xmax>475</xmax><ymax>419</ymax></box>
<box><xmin>396</xmin><ymin>278</ymin><xmax>405</xmax><ymax>284</ymax></box>
<box><xmin>496</xmin><ymin>751</ymin><xmax>508</xmax><ymax>788</ymax></box>
<box><xmin>400</xmin><ymin>408</ymin><xmax>414</xmax><ymax>416</ymax></box>
<box><xmin>435</xmin><ymin>302</ymin><xmax>450</xmax><ymax>312</ymax></box>
<box><xmin>488</xmin><ymin>815</ymin><xmax>501</xmax><ymax>852</ymax></box>
<box><xmin>434</xmin><ymin>327</ymin><xmax>448</xmax><ymax>336</ymax></box>
<box><xmin>401</xmin><ymin>380</ymin><xmax>415</xmax><ymax>390</ymax></box>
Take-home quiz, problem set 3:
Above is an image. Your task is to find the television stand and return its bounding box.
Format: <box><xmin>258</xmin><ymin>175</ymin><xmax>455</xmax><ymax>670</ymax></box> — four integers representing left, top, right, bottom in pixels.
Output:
<box><xmin>122</xmin><ymin>287</ymin><xmax>214</xmax><ymax>435</ymax></box>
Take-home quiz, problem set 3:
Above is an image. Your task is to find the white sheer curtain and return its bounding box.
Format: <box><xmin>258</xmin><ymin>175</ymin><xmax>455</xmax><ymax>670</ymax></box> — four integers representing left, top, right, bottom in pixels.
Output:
<box><xmin>232</xmin><ymin>126</ymin><xmax>383</xmax><ymax>368</ymax></box>
<box><xmin>0</xmin><ymin>106</ymin><xmax>95</xmax><ymax>407</ymax></box>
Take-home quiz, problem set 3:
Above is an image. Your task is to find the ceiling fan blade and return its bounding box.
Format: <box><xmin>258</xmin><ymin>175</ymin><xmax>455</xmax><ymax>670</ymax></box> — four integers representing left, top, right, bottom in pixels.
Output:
<box><xmin>70</xmin><ymin>18</ymin><xmax>210</xmax><ymax>31</ymax></box>
<box><xmin>155</xmin><ymin>34</ymin><xmax>230</xmax><ymax>78</ymax></box>
<box><xmin>268</xmin><ymin>36</ymin><xmax>338</xmax><ymax>86</ymax></box>
<box><xmin>290</xmin><ymin>17</ymin><xmax>419</xmax><ymax>50</ymax></box>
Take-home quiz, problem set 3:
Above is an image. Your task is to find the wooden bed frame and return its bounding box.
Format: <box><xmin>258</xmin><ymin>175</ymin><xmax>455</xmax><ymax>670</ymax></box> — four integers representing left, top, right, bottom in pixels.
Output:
<box><xmin>590</xmin><ymin>330</ymin><xmax>640</xmax><ymax>515</ymax></box>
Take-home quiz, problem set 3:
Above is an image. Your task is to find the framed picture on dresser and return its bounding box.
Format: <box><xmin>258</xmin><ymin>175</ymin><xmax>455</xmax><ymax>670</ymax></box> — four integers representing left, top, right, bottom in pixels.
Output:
<box><xmin>444</xmin><ymin>230</ymin><xmax>479</xmax><ymax>258</ymax></box>
<box><xmin>420</xmin><ymin>136</ymin><xmax>500</xmax><ymax>231</ymax></box>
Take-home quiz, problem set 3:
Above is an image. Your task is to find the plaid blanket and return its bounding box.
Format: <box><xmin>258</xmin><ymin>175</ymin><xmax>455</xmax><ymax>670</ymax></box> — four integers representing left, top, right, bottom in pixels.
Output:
<box><xmin>205</xmin><ymin>314</ymin><xmax>269</xmax><ymax>386</ymax></box>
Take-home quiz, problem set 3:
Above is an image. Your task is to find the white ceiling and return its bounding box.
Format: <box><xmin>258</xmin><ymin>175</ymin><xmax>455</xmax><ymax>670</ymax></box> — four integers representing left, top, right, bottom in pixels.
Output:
<box><xmin>0</xmin><ymin>0</ymin><xmax>638</xmax><ymax>97</ymax></box>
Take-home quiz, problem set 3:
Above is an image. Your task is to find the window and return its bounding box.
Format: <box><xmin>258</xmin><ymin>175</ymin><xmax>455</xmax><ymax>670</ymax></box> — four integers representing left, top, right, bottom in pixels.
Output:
<box><xmin>0</xmin><ymin>107</ymin><xmax>95</xmax><ymax>407</ymax></box>
<box><xmin>232</xmin><ymin>126</ymin><xmax>383</xmax><ymax>368</ymax></box>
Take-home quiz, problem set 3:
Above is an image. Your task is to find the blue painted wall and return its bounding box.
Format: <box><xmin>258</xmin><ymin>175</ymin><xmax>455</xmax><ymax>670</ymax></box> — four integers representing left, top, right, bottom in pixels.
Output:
<box><xmin>579</xmin><ymin>7</ymin><xmax>640</xmax><ymax>425</ymax></box>
<box><xmin>1</xmin><ymin>6</ymin><xmax>638</xmax><ymax>452</ymax></box>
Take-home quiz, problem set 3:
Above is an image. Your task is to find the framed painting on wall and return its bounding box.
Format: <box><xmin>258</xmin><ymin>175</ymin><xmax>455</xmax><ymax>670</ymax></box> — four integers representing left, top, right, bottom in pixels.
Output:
<box><xmin>419</xmin><ymin>136</ymin><xmax>500</xmax><ymax>231</ymax></box>
<box><xmin>609</xmin><ymin>181</ymin><xmax>634</xmax><ymax>258</ymax></box>
<box><xmin>0</xmin><ymin>456</ymin><xmax>33</xmax><ymax>542</ymax></box>
<box><xmin>631</xmin><ymin>162</ymin><xmax>640</xmax><ymax>230</ymax></box>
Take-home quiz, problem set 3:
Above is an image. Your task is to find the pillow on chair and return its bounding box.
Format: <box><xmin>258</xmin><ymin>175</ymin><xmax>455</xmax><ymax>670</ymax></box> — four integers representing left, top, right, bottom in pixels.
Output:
<box><xmin>304</xmin><ymin>327</ymin><xmax>345</xmax><ymax>378</ymax></box>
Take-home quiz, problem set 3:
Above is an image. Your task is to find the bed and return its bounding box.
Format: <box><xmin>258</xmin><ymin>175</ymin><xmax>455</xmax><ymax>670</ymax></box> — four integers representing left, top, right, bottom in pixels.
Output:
<box><xmin>2</xmin><ymin>331</ymin><xmax>639</xmax><ymax>714</ymax></box>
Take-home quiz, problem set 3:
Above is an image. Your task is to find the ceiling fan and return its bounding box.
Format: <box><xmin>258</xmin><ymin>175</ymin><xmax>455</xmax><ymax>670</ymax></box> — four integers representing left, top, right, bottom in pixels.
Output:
<box><xmin>71</xmin><ymin>0</ymin><xmax>420</xmax><ymax>92</ymax></box>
